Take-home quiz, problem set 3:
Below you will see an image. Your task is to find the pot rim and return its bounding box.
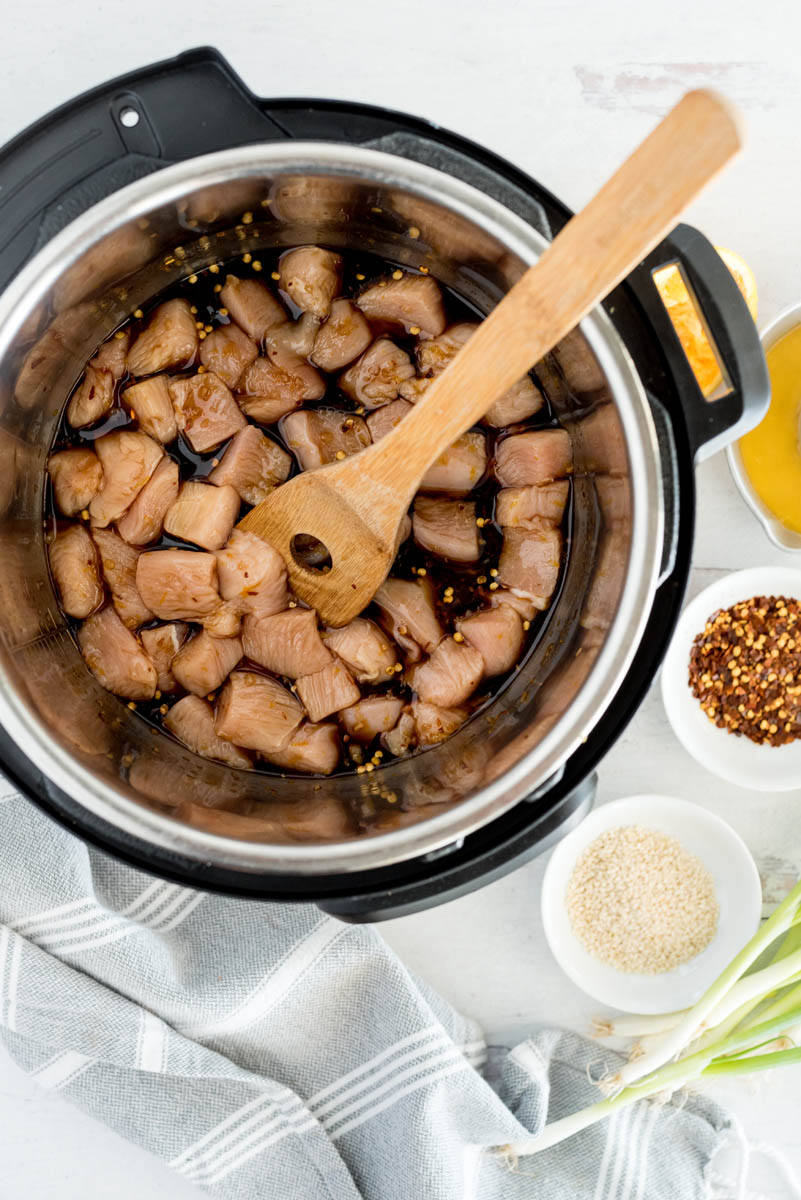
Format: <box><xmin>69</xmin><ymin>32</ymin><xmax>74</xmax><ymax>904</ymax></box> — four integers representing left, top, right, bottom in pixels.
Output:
<box><xmin>0</xmin><ymin>141</ymin><xmax>663</xmax><ymax>874</ymax></box>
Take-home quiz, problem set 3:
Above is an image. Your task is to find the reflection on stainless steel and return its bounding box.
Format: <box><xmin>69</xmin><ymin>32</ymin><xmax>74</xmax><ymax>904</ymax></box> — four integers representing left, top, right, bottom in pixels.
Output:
<box><xmin>0</xmin><ymin>145</ymin><xmax>661</xmax><ymax>873</ymax></box>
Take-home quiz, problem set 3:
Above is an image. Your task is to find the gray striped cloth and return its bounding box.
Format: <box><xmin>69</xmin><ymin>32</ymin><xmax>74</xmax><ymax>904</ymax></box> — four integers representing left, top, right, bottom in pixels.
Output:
<box><xmin>0</xmin><ymin>780</ymin><xmax>737</xmax><ymax>1199</ymax></box>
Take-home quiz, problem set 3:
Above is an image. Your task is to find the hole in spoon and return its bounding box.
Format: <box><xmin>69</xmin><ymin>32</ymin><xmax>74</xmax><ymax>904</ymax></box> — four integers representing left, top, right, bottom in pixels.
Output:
<box><xmin>291</xmin><ymin>533</ymin><xmax>333</xmax><ymax>573</ymax></box>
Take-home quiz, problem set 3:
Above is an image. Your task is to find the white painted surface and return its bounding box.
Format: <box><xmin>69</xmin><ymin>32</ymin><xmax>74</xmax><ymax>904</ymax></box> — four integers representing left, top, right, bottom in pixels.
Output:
<box><xmin>2</xmin><ymin>1</ymin><xmax>801</xmax><ymax>1195</ymax></box>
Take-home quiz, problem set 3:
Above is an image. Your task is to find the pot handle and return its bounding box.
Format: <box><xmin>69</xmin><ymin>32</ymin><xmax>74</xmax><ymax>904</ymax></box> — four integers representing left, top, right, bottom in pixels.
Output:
<box><xmin>627</xmin><ymin>223</ymin><xmax>769</xmax><ymax>462</ymax></box>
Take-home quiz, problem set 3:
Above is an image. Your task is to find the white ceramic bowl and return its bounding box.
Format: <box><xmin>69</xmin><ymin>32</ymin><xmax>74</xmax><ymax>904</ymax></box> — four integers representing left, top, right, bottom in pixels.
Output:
<box><xmin>541</xmin><ymin>794</ymin><xmax>761</xmax><ymax>1014</ymax></box>
<box><xmin>727</xmin><ymin>301</ymin><xmax>801</xmax><ymax>551</ymax></box>
<box><xmin>661</xmin><ymin>566</ymin><xmax>801</xmax><ymax>790</ymax></box>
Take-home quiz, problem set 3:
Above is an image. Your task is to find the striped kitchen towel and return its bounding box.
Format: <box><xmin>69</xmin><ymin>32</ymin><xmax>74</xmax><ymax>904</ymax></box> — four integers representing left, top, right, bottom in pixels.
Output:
<box><xmin>0</xmin><ymin>785</ymin><xmax>736</xmax><ymax>1199</ymax></box>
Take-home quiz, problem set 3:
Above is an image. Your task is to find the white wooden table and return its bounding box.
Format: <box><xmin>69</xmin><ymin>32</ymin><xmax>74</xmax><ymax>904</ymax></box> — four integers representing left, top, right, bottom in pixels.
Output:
<box><xmin>2</xmin><ymin>2</ymin><xmax>801</xmax><ymax>1195</ymax></box>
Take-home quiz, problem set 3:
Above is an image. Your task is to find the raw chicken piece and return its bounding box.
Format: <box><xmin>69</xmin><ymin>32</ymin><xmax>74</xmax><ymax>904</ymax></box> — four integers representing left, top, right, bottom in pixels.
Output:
<box><xmin>396</xmin><ymin>513</ymin><xmax>412</xmax><ymax>547</ymax></box>
<box><xmin>214</xmin><ymin>530</ymin><xmax>287</xmax><ymax>618</ymax></box>
<box><xmin>136</xmin><ymin>549</ymin><xmax>220</xmax><ymax>620</ymax></box>
<box><xmin>407</xmin><ymin>637</ymin><xmax>483</xmax><ymax>707</ymax></box>
<box><xmin>66</xmin><ymin>331</ymin><xmax>130</xmax><ymax>428</ymax></box>
<box><xmin>243</xmin><ymin>608</ymin><xmax>332</xmax><ymax>679</ymax></box>
<box><xmin>373</xmin><ymin>577</ymin><xmax>443</xmax><ymax>659</ymax></box>
<box><xmin>498</xmin><ymin>522</ymin><xmax>562</xmax><ymax>609</ymax></box>
<box><xmin>381</xmin><ymin>711</ymin><xmax>416</xmax><ymax>757</ymax></box>
<box><xmin>323</xmin><ymin>617</ymin><xmax>398</xmax><ymax>684</ymax></box>
<box><xmin>366</xmin><ymin>399</ymin><xmax>412</xmax><ymax>442</ymax></box>
<box><xmin>169</xmin><ymin>371</ymin><xmax>246</xmax><ymax>453</ymax></box>
<box><xmin>92</xmin><ymin>528</ymin><xmax>153</xmax><ymax>629</ymax></box>
<box><xmin>311</xmin><ymin>299</ymin><xmax>372</xmax><ymax>371</ymax></box>
<box><xmin>494</xmin><ymin>480</ymin><xmax>570</xmax><ymax>527</ymax></box>
<box><xmin>416</xmin><ymin>323</ymin><xmax>477</xmax><ymax>375</ymax></box>
<box><xmin>421</xmin><ymin>431</ymin><xmax>487</xmax><ymax>495</ymax></box>
<box><xmin>340</xmin><ymin>696</ymin><xmax>404</xmax><ymax>743</ymax></box>
<box><xmin>199</xmin><ymin>323</ymin><xmax>258</xmax><ymax>389</ymax></box>
<box><xmin>594</xmin><ymin>475</ymin><xmax>630</xmax><ymax>527</ymax></box>
<box><xmin>215</xmin><ymin>670</ymin><xmax>304</xmax><ymax>755</ymax></box>
<box><xmin>164</xmin><ymin>481</ymin><xmax>240</xmax><ymax>551</ymax></box>
<box><xmin>457</xmin><ymin>604</ymin><xmax>525</xmax><ymax>678</ymax></box>
<box><xmin>278</xmin><ymin>246</ymin><xmax>340</xmax><ymax>318</ymax></box>
<box><xmin>237</xmin><ymin>357</ymin><xmax>306</xmax><ymax>424</ymax></box>
<box><xmin>89</xmin><ymin>430</ymin><xmax>164</xmax><ymax>528</ymax></box>
<box><xmin>412</xmin><ymin>496</ymin><xmax>480</xmax><ymax>562</ymax></box>
<box><xmin>356</xmin><ymin>274</ymin><xmax>446</xmax><ymax>337</ymax></box>
<box><xmin>219</xmin><ymin>275</ymin><xmax>287</xmax><ymax>340</ymax></box>
<box><xmin>116</xmin><ymin>457</ymin><xmax>179</xmax><ymax>545</ymax></box>
<box><xmin>339</xmin><ymin>339</ymin><xmax>415</xmax><ymax>408</ymax></box>
<box><xmin>121</xmin><ymin>375</ymin><xmax>177</xmax><ymax>444</ymax></box>
<box><xmin>411</xmin><ymin>699</ymin><xmax>468</xmax><ymax>746</ymax></box>
<box><xmin>265</xmin><ymin>321</ymin><xmax>325</xmax><ymax>400</ymax></box>
<box><xmin>200</xmin><ymin>600</ymin><xmax>243</xmax><ymax>639</ymax></box>
<box><xmin>77</xmin><ymin>607</ymin><xmax>157</xmax><ymax>700</ymax></box>
<box><xmin>484</xmin><ymin>376</ymin><xmax>546</xmax><ymax>428</ymax></box>
<box><xmin>171</xmin><ymin>629</ymin><xmax>243</xmax><ymax>696</ymax></box>
<box><xmin>264</xmin><ymin>721</ymin><xmax>340</xmax><ymax>775</ymax></box>
<box><xmin>281</xmin><ymin>409</ymin><xmax>370</xmax><ymax>470</ymax></box>
<box><xmin>164</xmin><ymin>695</ymin><xmax>253</xmax><ymax>768</ymax></box>
<box><xmin>50</xmin><ymin>525</ymin><xmax>103</xmax><ymax>618</ymax></box>
<box><xmin>127</xmin><ymin>299</ymin><xmax>198</xmax><ymax>375</ymax></box>
<box><xmin>48</xmin><ymin>448</ymin><xmax>103</xmax><ymax>516</ymax></box>
<box><xmin>494</xmin><ymin>429</ymin><xmax>573</xmax><ymax>488</ymax></box>
<box><xmin>296</xmin><ymin>658</ymin><xmax>360</xmax><ymax>723</ymax></box>
<box><xmin>140</xmin><ymin>622</ymin><xmax>188</xmax><ymax>692</ymax></box>
<box><xmin>208</xmin><ymin>425</ymin><xmax>292</xmax><ymax>506</ymax></box>
<box><xmin>490</xmin><ymin>589</ymin><xmax>537</xmax><ymax>622</ymax></box>
<box><xmin>552</xmin><ymin>328</ymin><xmax>605</xmax><ymax>396</ymax></box>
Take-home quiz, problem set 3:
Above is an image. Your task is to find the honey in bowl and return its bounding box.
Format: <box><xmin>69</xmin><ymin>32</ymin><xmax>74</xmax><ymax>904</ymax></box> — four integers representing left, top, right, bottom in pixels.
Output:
<box><xmin>740</xmin><ymin>322</ymin><xmax>801</xmax><ymax>534</ymax></box>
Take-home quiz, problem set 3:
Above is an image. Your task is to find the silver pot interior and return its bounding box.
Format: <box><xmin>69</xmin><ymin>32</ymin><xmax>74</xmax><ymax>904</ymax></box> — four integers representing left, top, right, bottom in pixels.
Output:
<box><xmin>0</xmin><ymin>146</ymin><xmax>662</xmax><ymax>873</ymax></box>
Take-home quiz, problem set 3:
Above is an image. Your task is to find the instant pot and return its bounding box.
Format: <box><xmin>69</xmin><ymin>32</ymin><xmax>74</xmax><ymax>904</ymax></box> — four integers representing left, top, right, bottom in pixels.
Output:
<box><xmin>0</xmin><ymin>48</ymin><xmax>769</xmax><ymax>919</ymax></box>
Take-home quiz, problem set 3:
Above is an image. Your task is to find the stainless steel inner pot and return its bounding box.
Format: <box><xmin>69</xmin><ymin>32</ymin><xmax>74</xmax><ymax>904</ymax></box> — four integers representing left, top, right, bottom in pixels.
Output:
<box><xmin>0</xmin><ymin>143</ymin><xmax>663</xmax><ymax>873</ymax></box>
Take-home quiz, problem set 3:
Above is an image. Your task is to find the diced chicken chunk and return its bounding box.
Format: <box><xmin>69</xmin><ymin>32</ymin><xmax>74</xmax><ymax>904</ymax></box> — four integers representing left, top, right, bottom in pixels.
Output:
<box><xmin>164</xmin><ymin>695</ymin><xmax>252</xmax><ymax>768</ymax></box>
<box><xmin>214</xmin><ymin>671</ymin><xmax>303</xmax><ymax>755</ymax></box>
<box><xmin>200</xmin><ymin>600</ymin><xmax>243</xmax><ymax>639</ymax></box>
<box><xmin>323</xmin><ymin>617</ymin><xmax>398</xmax><ymax>684</ymax></box>
<box><xmin>407</xmin><ymin>637</ymin><xmax>483</xmax><ymax>707</ymax></box>
<box><xmin>164</xmin><ymin>481</ymin><xmax>240</xmax><ymax>551</ymax></box>
<box><xmin>366</xmin><ymin>399</ymin><xmax>412</xmax><ymax>442</ymax></box>
<box><xmin>199</xmin><ymin>323</ymin><xmax>258</xmax><ymax>389</ymax></box>
<box><xmin>484</xmin><ymin>375</ymin><xmax>546</xmax><ymax>428</ymax></box>
<box><xmin>411</xmin><ymin>699</ymin><xmax>468</xmax><ymax>746</ymax></box>
<box><xmin>214</xmin><ymin>530</ymin><xmax>287</xmax><ymax>618</ymax></box>
<box><xmin>50</xmin><ymin>525</ymin><xmax>103</xmax><ymax>618</ymax></box>
<box><xmin>417</xmin><ymin>322</ymin><xmax>477</xmax><ymax>374</ymax></box>
<box><xmin>311</xmin><ymin>299</ymin><xmax>372</xmax><ymax>371</ymax></box>
<box><xmin>412</xmin><ymin>496</ymin><xmax>480</xmax><ymax>562</ymax></box>
<box><xmin>269</xmin><ymin>311</ymin><xmax>320</xmax><ymax>358</ymax></box>
<box><xmin>339</xmin><ymin>339</ymin><xmax>415</xmax><ymax>408</ymax></box>
<box><xmin>121</xmin><ymin>375</ymin><xmax>177</xmax><ymax>444</ymax></box>
<box><xmin>263</xmin><ymin>721</ymin><xmax>340</xmax><ymax>775</ymax></box>
<box><xmin>265</xmin><ymin>323</ymin><xmax>325</xmax><ymax>401</ymax></box>
<box><xmin>278</xmin><ymin>246</ymin><xmax>340</xmax><ymax>318</ymax></box>
<box><xmin>457</xmin><ymin>604</ymin><xmax>525</xmax><ymax>678</ymax></box>
<box><xmin>296</xmin><ymin>658</ymin><xmax>360</xmax><ymax>723</ymax></box>
<box><xmin>219</xmin><ymin>275</ymin><xmax>287</xmax><ymax>341</ymax></box>
<box><xmin>494</xmin><ymin>429</ymin><xmax>573</xmax><ymax>488</ymax></box>
<box><xmin>237</xmin><ymin>357</ymin><xmax>306</xmax><ymax>424</ymax></box>
<box><xmin>495</xmin><ymin>481</ymin><xmax>570</xmax><ymax>527</ymax></box>
<box><xmin>92</xmin><ymin>528</ymin><xmax>153</xmax><ymax>629</ymax></box>
<box><xmin>136</xmin><ymin>549</ymin><xmax>220</xmax><ymax>620</ymax></box>
<box><xmin>77</xmin><ymin>607</ymin><xmax>157</xmax><ymax>700</ymax></box>
<box><xmin>208</xmin><ymin>425</ymin><xmax>291</xmax><ymax>506</ymax></box>
<box><xmin>89</xmin><ymin>430</ymin><xmax>164</xmax><ymax>527</ymax></box>
<box><xmin>127</xmin><ymin>299</ymin><xmax>198</xmax><ymax>376</ymax></box>
<box><xmin>373</xmin><ymin>577</ymin><xmax>443</xmax><ymax>659</ymax></box>
<box><xmin>243</xmin><ymin>608</ymin><xmax>332</xmax><ymax>679</ymax></box>
<box><xmin>140</xmin><ymin>622</ymin><xmax>188</xmax><ymax>692</ymax></box>
<box><xmin>552</xmin><ymin>328</ymin><xmax>606</xmax><ymax>396</ymax></box>
<box><xmin>498</xmin><ymin>522</ymin><xmax>563</xmax><ymax>609</ymax></box>
<box><xmin>357</xmin><ymin>274</ymin><xmax>446</xmax><ymax>337</ymax></box>
<box><xmin>381</xmin><ymin>711</ymin><xmax>416</xmax><ymax>757</ymax></box>
<box><xmin>281</xmin><ymin>408</ymin><xmax>370</xmax><ymax>470</ymax></box>
<box><xmin>340</xmin><ymin>696</ymin><xmax>404</xmax><ymax>743</ymax></box>
<box><xmin>66</xmin><ymin>331</ymin><xmax>130</xmax><ymax>428</ymax></box>
<box><xmin>490</xmin><ymin>589</ymin><xmax>537</xmax><ymax>622</ymax></box>
<box><xmin>169</xmin><ymin>371</ymin><xmax>246</xmax><ymax>453</ymax></box>
<box><xmin>116</xmin><ymin>457</ymin><xmax>179</xmax><ymax>545</ymax></box>
<box><xmin>421</xmin><ymin>431</ymin><xmax>487</xmax><ymax>495</ymax></box>
<box><xmin>48</xmin><ymin>448</ymin><xmax>103</xmax><ymax>516</ymax></box>
<box><xmin>171</xmin><ymin>630</ymin><xmax>243</xmax><ymax>696</ymax></box>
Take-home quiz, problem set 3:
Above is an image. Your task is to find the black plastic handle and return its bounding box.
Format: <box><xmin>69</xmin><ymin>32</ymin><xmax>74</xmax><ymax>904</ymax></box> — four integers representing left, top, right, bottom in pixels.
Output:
<box><xmin>628</xmin><ymin>224</ymin><xmax>770</xmax><ymax>462</ymax></box>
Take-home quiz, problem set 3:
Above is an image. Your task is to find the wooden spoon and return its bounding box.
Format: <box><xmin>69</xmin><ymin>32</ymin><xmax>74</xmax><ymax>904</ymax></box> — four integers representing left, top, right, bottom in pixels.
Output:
<box><xmin>240</xmin><ymin>89</ymin><xmax>742</xmax><ymax>626</ymax></box>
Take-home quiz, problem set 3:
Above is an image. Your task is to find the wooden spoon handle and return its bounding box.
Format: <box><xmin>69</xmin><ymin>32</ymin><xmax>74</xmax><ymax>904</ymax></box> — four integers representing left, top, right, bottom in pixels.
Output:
<box><xmin>362</xmin><ymin>89</ymin><xmax>743</xmax><ymax>499</ymax></box>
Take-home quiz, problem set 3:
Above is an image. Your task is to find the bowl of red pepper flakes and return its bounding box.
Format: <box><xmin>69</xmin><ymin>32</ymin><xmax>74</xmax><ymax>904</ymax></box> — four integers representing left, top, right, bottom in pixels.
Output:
<box><xmin>661</xmin><ymin>568</ymin><xmax>801</xmax><ymax>790</ymax></box>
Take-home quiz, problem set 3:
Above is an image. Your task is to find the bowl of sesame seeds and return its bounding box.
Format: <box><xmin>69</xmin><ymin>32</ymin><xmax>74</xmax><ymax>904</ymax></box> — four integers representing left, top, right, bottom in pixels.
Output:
<box><xmin>661</xmin><ymin>567</ymin><xmax>801</xmax><ymax>790</ymax></box>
